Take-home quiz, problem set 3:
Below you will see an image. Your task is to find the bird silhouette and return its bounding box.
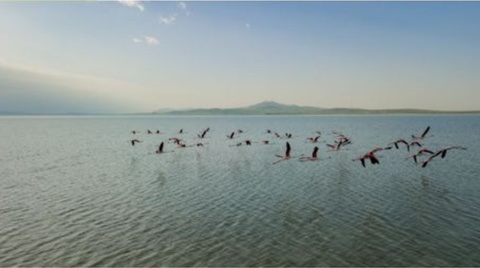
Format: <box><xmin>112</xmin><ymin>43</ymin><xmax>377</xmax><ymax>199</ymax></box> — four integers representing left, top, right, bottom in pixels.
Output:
<box><xmin>131</xmin><ymin>139</ymin><xmax>142</xmax><ymax>146</ymax></box>
<box><xmin>412</xmin><ymin>126</ymin><xmax>431</xmax><ymax>140</ymax></box>
<box><xmin>155</xmin><ymin>142</ymin><xmax>165</xmax><ymax>154</ymax></box>
<box><xmin>299</xmin><ymin>146</ymin><xmax>320</xmax><ymax>162</ymax></box>
<box><xmin>406</xmin><ymin>148</ymin><xmax>435</xmax><ymax>164</ymax></box>
<box><xmin>421</xmin><ymin>146</ymin><xmax>467</xmax><ymax>167</ymax></box>
<box><xmin>273</xmin><ymin>142</ymin><xmax>299</xmax><ymax>164</ymax></box>
<box><xmin>198</xmin><ymin>129</ymin><xmax>209</xmax><ymax>139</ymax></box>
<box><xmin>353</xmin><ymin>147</ymin><xmax>390</xmax><ymax>167</ymax></box>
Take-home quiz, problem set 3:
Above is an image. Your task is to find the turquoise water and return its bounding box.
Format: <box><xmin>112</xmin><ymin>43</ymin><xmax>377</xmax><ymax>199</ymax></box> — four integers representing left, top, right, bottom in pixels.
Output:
<box><xmin>1</xmin><ymin>115</ymin><xmax>479</xmax><ymax>266</ymax></box>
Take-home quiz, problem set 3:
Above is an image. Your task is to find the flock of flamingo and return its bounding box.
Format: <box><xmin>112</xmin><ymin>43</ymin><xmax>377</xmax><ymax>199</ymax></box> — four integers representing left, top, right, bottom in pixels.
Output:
<box><xmin>129</xmin><ymin>126</ymin><xmax>466</xmax><ymax>168</ymax></box>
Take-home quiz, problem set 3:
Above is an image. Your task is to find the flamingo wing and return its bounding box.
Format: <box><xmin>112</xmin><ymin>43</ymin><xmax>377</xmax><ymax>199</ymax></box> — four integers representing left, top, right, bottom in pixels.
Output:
<box><xmin>421</xmin><ymin>126</ymin><xmax>431</xmax><ymax>138</ymax></box>
<box><xmin>312</xmin><ymin>146</ymin><xmax>319</xmax><ymax>158</ymax></box>
<box><xmin>159</xmin><ymin>142</ymin><xmax>164</xmax><ymax>152</ymax></box>
<box><xmin>286</xmin><ymin>142</ymin><xmax>291</xmax><ymax>157</ymax></box>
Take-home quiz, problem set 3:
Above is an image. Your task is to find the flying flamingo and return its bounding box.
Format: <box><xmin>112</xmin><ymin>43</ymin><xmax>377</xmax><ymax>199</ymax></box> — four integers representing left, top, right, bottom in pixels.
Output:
<box><xmin>156</xmin><ymin>142</ymin><xmax>164</xmax><ymax>153</ymax></box>
<box><xmin>299</xmin><ymin>146</ymin><xmax>320</xmax><ymax>162</ymax></box>
<box><xmin>274</xmin><ymin>142</ymin><xmax>291</xmax><ymax>162</ymax></box>
<box><xmin>273</xmin><ymin>142</ymin><xmax>301</xmax><ymax>164</ymax></box>
<box><xmin>421</xmin><ymin>146</ymin><xmax>467</xmax><ymax>167</ymax></box>
<box><xmin>353</xmin><ymin>147</ymin><xmax>390</xmax><ymax>167</ymax></box>
<box><xmin>326</xmin><ymin>137</ymin><xmax>351</xmax><ymax>151</ymax></box>
<box><xmin>389</xmin><ymin>139</ymin><xmax>421</xmax><ymax>152</ymax></box>
<box><xmin>389</xmin><ymin>139</ymin><xmax>410</xmax><ymax>151</ymax></box>
<box><xmin>130</xmin><ymin>139</ymin><xmax>142</xmax><ymax>146</ymax></box>
<box><xmin>406</xmin><ymin>148</ymin><xmax>435</xmax><ymax>164</ymax></box>
<box><xmin>412</xmin><ymin>126</ymin><xmax>431</xmax><ymax>140</ymax></box>
<box><xmin>198</xmin><ymin>129</ymin><xmax>209</xmax><ymax>139</ymax></box>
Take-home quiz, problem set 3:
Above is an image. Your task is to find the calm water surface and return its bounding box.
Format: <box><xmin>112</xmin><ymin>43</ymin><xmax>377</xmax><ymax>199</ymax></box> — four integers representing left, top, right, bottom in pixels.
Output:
<box><xmin>1</xmin><ymin>115</ymin><xmax>480</xmax><ymax>266</ymax></box>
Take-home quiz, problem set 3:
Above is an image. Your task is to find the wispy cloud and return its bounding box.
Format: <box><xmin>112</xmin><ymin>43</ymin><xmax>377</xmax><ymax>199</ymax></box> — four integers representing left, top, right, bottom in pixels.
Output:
<box><xmin>177</xmin><ymin>2</ymin><xmax>190</xmax><ymax>16</ymax></box>
<box><xmin>132</xmin><ymin>36</ymin><xmax>159</xmax><ymax>46</ymax></box>
<box><xmin>145</xmin><ymin>36</ymin><xmax>159</xmax><ymax>45</ymax></box>
<box><xmin>245</xmin><ymin>23</ymin><xmax>251</xmax><ymax>29</ymax></box>
<box><xmin>118</xmin><ymin>0</ymin><xmax>144</xmax><ymax>12</ymax></box>
<box><xmin>159</xmin><ymin>14</ymin><xmax>177</xmax><ymax>25</ymax></box>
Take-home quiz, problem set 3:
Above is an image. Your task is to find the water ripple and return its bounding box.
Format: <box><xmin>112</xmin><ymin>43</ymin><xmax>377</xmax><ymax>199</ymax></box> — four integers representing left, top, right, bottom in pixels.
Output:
<box><xmin>1</xmin><ymin>115</ymin><xmax>480</xmax><ymax>266</ymax></box>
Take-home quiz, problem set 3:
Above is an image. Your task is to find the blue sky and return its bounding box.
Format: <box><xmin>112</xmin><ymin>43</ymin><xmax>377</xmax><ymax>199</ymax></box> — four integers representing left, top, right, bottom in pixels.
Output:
<box><xmin>1</xmin><ymin>1</ymin><xmax>479</xmax><ymax>113</ymax></box>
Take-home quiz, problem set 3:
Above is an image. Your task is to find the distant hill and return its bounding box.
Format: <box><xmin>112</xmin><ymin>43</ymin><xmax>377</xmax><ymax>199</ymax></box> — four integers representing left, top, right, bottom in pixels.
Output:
<box><xmin>152</xmin><ymin>101</ymin><xmax>480</xmax><ymax>115</ymax></box>
<box><xmin>153</xmin><ymin>101</ymin><xmax>325</xmax><ymax>115</ymax></box>
<box><xmin>3</xmin><ymin>102</ymin><xmax>479</xmax><ymax>116</ymax></box>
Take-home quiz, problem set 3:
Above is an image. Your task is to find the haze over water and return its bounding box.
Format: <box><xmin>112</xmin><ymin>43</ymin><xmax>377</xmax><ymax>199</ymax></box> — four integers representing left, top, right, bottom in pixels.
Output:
<box><xmin>1</xmin><ymin>115</ymin><xmax>480</xmax><ymax>266</ymax></box>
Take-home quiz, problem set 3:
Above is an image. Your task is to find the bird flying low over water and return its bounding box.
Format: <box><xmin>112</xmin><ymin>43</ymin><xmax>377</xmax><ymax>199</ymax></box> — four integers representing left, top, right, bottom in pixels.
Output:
<box><xmin>389</xmin><ymin>139</ymin><xmax>422</xmax><ymax>152</ymax></box>
<box><xmin>131</xmin><ymin>139</ymin><xmax>142</xmax><ymax>146</ymax></box>
<box><xmin>156</xmin><ymin>142</ymin><xmax>172</xmax><ymax>154</ymax></box>
<box><xmin>412</xmin><ymin>126</ymin><xmax>431</xmax><ymax>140</ymax></box>
<box><xmin>390</xmin><ymin>139</ymin><xmax>410</xmax><ymax>150</ymax></box>
<box><xmin>406</xmin><ymin>148</ymin><xmax>435</xmax><ymax>164</ymax></box>
<box><xmin>421</xmin><ymin>146</ymin><xmax>467</xmax><ymax>167</ymax></box>
<box><xmin>273</xmin><ymin>142</ymin><xmax>301</xmax><ymax>164</ymax></box>
<box><xmin>198</xmin><ymin>127</ymin><xmax>210</xmax><ymax>139</ymax></box>
<box><xmin>198</xmin><ymin>130</ymin><xmax>208</xmax><ymax>139</ymax></box>
<box><xmin>410</xmin><ymin>141</ymin><xmax>422</xmax><ymax>149</ymax></box>
<box><xmin>126</xmin><ymin>123</ymin><xmax>468</xmax><ymax>173</ymax></box>
<box><xmin>353</xmin><ymin>147</ymin><xmax>391</xmax><ymax>167</ymax></box>
<box><xmin>299</xmin><ymin>146</ymin><xmax>320</xmax><ymax>162</ymax></box>
<box><xmin>230</xmin><ymin>140</ymin><xmax>253</xmax><ymax>147</ymax></box>
<box><xmin>327</xmin><ymin>137</ymin><xmax>351</xmax><ymax>151</ymax></box>
<box><xmin>276</xmin><ymin>141</ymin><xmax>291</xmax><ymax>158</ymax></box>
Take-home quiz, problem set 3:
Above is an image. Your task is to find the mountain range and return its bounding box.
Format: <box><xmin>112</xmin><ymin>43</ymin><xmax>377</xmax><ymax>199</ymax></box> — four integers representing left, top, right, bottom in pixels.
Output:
<box><xmin>2</xmin><ymin>101</ymin><xmax>479</xmax><ymax>116</ymax></box>
<box><xmin>152</xmin><ymin>101</ymin><xmax>480</xmax><ymax>115</ymax></box>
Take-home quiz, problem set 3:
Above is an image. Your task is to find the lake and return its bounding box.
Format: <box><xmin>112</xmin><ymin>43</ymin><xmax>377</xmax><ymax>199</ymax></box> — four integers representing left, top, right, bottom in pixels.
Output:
<box><xmin>1</xmin><ymin>115</ymin><xmax>479</xmax><ymax>266</ymax></box>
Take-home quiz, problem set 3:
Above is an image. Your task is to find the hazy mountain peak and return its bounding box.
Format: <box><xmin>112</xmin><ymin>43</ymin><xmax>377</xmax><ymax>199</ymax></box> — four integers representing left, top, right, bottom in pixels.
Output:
<box><xmin>248</xmin><ymin>101</ymin><xmax>293</xmax><ymax>109</ymax></box>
